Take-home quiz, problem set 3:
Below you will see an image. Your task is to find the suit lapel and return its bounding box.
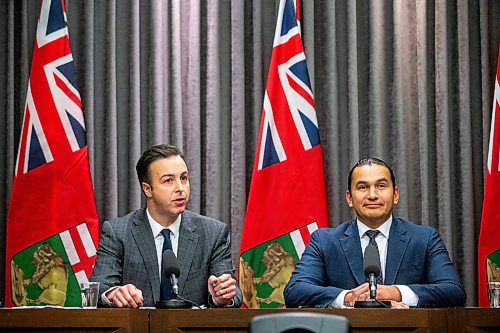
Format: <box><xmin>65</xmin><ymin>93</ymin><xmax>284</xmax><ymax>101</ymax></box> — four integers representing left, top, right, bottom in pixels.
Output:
<box><xmin>384</xmin><ymin>218</ymin><xmax>410</xmax><ymax>285</ymax></box>
<box><xmin>131</xmin><ymin>209</ymin><xmax>161</xmax><ymax>303</ymax></box>
<box><xmin>339</xmin><ymin>221</ymin><xmax>365</xmax><ymax>285</ymax></box>
<box><xmin>176</xmin><ymin>211</ymin><xmax>200</xmax><ymax>293</ymax></box>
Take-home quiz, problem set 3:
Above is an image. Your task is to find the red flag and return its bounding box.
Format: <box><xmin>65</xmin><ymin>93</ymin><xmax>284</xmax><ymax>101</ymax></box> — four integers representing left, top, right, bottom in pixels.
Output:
<box><xmin>238</xmin><ymin>0</ymin><xmax>329</xmax><ymax>308</ymax></box>
<box><xmin>478</xmin><ymin>47</ymin><xmax>500</xmax><ymax>307</ymax></box>
<box><xmin>5</xmin><ymin>0</ymin><xmax>99</xmax><ymax>307</ymax></box>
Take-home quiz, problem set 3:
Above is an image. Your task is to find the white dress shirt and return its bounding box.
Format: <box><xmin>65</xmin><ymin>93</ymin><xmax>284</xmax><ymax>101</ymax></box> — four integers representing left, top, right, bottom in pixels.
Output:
<box><xmin>147</xmin><ymin>209</ymin><xmax>181</xmax><ymax>277</ymax></box>
<box><xmin>357</xmin><ymin>218</ymin><xmax>391</xmax><ymax>282</ymax></box>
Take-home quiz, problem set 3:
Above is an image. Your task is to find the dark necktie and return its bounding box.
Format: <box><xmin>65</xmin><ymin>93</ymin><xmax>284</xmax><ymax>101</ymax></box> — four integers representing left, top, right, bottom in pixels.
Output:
<box><xmin>365</xmin><ymin>229</ymin><xmax>383</xmax><ymax>284</ymax></box>
<box><xmin>160</xmin><ymin>229</ymin><xmax>172</xmax><ymax>300</ymax></box>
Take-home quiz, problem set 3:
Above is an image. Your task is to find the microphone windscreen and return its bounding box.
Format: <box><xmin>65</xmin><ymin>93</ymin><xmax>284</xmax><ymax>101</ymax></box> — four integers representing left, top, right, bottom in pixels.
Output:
<box><xmin>162</xmin><ymin>249</ymin><xmax>181</xmax><ymax>278</ymax></box>
<box><xmin>363</xmin><ymin>244</ymin><xmax>381</xmax><ymax>277</ymax></box>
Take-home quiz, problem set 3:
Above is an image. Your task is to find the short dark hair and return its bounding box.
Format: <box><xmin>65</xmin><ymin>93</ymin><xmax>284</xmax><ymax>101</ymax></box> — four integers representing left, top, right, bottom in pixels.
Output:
<box><xmin>347</xmin><ymin>157</ymin><xmax>396</xmax><ymax>192</ymax></box>
<box><xmin>136</xmin><ymin>144</ymin><xmax>185</xmax><ymax>185</ymax></box>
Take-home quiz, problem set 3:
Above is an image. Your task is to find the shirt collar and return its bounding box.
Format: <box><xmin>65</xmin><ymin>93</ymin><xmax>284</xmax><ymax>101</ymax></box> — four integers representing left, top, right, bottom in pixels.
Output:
<box><xmin>357</xmin><ymin>215</ymin><xmax>393</xmax><ymax>239</ymax></box>
<box><xmin>146</xmin><ymin>208</ymin><xmax>182</xmax><ymax>238</ymax></box>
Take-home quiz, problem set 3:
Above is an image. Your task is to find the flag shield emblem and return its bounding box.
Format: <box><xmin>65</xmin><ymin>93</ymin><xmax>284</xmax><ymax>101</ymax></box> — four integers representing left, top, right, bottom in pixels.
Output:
<box><xmin>240</xmin><ymin>237</ymin><xmax>297</xmax><ymax>308</ymax></box>
<box><xmin>11</xmin><ymin>236</ymin><xmax>79</xmax><ymax>307</ymax></box>
<box><xmin>239</xmin><ymin>222</ymin><xmax>318</xmax><ymax>308</ymax></box>
<box><xmin>9</xmin><ymin>221</ymin><xmax>96</xmax><ymax>307</ymax></box>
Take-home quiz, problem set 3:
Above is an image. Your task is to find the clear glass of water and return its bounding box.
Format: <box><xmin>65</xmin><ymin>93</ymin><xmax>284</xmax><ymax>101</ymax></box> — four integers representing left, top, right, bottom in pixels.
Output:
<box><xmin>488</xmin><ymin>281</ymin><xmax>500</xmax><ymax>308</ymax></box>
<box><xmin>80</xmin><ymin>282</ymin><xmax>100</xmax><ymax>308</ymax></box>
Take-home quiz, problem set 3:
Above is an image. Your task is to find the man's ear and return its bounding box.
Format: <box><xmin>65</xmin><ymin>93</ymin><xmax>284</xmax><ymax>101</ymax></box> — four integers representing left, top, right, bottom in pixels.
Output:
<box><xmin>142</xmin><ymin>182</ymin><xmax>152</xmax><ymax>198</ymax></box>
<box><xmin>345</xmin><ymin>190</ymin><xmax>354</xmax><ymax>208</ymax></box>
<box><xmin>393</xmin><ymin>186</ymin><xmax>400</xmax><ymax>205</ymax></box>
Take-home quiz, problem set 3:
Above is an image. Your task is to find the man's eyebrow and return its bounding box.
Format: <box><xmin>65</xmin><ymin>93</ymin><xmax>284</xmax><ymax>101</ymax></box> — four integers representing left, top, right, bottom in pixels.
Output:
<box><xmin>159</xmin><ymin>173</ymin><xmax>174</xmax><ymax>178</ymax></box>
<box><xmin>160</xmin><ymin>171</ymin><xmax>188</xmax><ymax>178</ymax></box>
<box><xmin>355</xmin><ymin>178</ymin><xmax>389</xmax><ymax>184</ymax></box>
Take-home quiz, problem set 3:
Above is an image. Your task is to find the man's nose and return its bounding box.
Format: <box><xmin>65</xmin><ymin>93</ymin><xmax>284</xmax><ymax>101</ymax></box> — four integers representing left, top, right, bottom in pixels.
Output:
<box><xmin>368</xmin><ymin>186</ymin><xmax>378</xmax><ymax>198</ymax></box>
<box><xmin>174</xmin><ymin>179</ymin><xmax>184</xmax><ymax>191</ymax></box>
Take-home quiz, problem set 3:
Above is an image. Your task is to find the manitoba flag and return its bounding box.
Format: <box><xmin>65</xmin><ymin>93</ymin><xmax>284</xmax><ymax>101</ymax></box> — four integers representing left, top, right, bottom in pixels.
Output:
<box><xmin>239</xmin><ymin>0</ymin><xmax>329</xmax><ymax>308</ymax></box>
<box><xmin>5</xmin><ymin>0</ymin><xmax>99</xmax><ymax>307</ymax></box>
<box><xmin>478</xmin><ymin>47</ymin><xmax>500</xmax><ymax>307</ymax></box>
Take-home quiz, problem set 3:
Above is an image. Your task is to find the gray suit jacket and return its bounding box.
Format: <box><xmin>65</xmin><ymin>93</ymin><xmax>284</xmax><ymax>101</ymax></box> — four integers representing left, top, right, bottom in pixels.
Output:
<box><xmin>90</xmin><ymin>208</ymin><xmax>242</xmax><ymax>307</ymax></box>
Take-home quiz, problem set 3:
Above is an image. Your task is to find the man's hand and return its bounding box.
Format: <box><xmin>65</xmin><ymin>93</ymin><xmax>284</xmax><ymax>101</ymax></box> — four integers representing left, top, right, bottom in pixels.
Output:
<box><xmin>107</xmin><ymin>284</ymin><xmax>144</xmax><ymax>308</ymax></box>
<box><xmin>343</xmin><ymin>283</ymin><xmax>404</xmax><ymax>307</ymax></box>
<box><xmin>376</xmin><ymin>285</ymin><xmax>402</xmax><ymax>302</ymax></box>
<box><xmin>208</xmin><ymin>274</ymin><xmax>236</xmax><ymax>306</ymax></box>
<box><xmin>390</xmin><ymin>301</ymin><xmax>410</xmax><ymax>309</ymax></box>
<box><xmin>343</xmin><ymin>283</ymin><xmax>370</xmax><ymax>307</ymax></box>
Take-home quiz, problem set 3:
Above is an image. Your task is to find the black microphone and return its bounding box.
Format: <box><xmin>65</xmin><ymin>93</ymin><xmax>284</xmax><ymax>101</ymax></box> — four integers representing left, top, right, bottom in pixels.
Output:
<box><xmin>162</xmin><ymin>249</ymin><xmax>181</xmax><ymax>297</ymax></box>
<box><xmin>156</xmin><ymin>249</ymin><xmax>200</xmax><ymax>309</ymax></box>
<box><xmin>354</xmin><ymin>244</ymin><xmax>390</xmax><ymax>308</ymax></box>
<box><xmin>363</xmin><ymin>244</ymin><xmax>381</xmax><ymax>299</ymax></box>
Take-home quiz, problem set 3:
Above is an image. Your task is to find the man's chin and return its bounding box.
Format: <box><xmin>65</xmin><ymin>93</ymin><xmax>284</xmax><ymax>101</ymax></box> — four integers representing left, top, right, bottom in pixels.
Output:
<box><xmin>163</xmin><ymin>204</ymin><xmax>186</xmax><ymax>217</ymax></box>
<box><xmin>358</xmin><ymin>213</ymin><xmax>390</xmax><ymax>225</ymax></box>
<box><xmin>173</xmin><ymin>207</ymin><xmax>186</xmax><ymax>214</ymax></box>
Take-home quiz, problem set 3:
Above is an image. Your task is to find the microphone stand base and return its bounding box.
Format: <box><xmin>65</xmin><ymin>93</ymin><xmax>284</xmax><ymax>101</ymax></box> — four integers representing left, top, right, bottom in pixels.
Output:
<box><xmin>354</xmin><ymin>300</ymin><xmax>391</xmax><ymax>308</ymax></box>
<box><xmin>156</xmin><ymin>298</ymin><xmax>191</xmax><ymax>309</ymax></box>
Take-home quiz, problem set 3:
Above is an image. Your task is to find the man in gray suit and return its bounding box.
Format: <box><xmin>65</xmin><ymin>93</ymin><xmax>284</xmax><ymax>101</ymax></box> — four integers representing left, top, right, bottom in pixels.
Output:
<box><xmin>90</xmin><ymin>144</ymin><xmax>242</xmax><ymax>308</ymax></box>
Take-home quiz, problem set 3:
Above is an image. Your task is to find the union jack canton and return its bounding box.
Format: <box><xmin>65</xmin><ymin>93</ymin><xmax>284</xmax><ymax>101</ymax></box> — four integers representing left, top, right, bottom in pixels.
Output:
<box><xmin>16</xmin><ymin>0</ymin><xmax>86</xmax><ymax>176</ymax></box>
<box><xmin>258</xmin><ymin>0</ymin><xmax>320</xmax><ymax>170</ymax></box>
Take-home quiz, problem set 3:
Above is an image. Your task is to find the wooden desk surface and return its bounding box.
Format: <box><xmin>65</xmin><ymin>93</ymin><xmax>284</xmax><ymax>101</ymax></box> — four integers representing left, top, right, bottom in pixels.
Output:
<box><xmin>150</xmin><ymin>308</ymin><xmax>448</xmax><ymax>333</ymax></box>
<box><xmin>0</xmin><ymin>307</ymin><xmax>499</xmax><ymax>333</ymax></box>
<box><xmin>0</xmin><ymin>308</ymin><xmax>149</xmax><ymax>333</ymax></box>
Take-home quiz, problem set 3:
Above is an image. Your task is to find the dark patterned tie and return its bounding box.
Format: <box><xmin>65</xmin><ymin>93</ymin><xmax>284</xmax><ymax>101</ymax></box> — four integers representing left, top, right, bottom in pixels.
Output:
<box><xmin>160</xmin><ymin>229</ymin><xmax>172</xmax><ymax>300</ymax></box>
<box><xmin>365</xmin><ymin>229</ymin><xmax>383</xmax><ymax>284</ymax></box>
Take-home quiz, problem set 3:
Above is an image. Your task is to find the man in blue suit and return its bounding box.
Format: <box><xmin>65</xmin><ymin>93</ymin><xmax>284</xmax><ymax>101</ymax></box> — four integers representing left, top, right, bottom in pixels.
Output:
<box><xmin>284</xmin><ymin>157</ymin><xmax>466</xmax><ymax>308</ymax></box>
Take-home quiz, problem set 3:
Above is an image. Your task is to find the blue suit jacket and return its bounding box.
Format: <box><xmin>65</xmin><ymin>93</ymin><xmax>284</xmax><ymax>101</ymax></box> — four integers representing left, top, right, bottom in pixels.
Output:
<box><xmin>284</xmin><ymin>218</ymin><xmax>466</xmax><ymax>308</ymax></box>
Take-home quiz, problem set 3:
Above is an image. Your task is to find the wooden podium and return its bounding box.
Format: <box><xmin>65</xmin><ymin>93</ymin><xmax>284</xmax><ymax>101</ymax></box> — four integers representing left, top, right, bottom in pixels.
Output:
<box><xmin>1</xmin><ymin>307</ymin><xmax>499</xmax><ymax>333</ymax></box>
<box><xmin>150</xmin><ymin>308</ymin><xmax>447</xmax><ymax>333</ymax></box>
<box><xmin>0</xmin><ymin>308</ymin><xmax>149</xmax><ymax>333</ymax></box>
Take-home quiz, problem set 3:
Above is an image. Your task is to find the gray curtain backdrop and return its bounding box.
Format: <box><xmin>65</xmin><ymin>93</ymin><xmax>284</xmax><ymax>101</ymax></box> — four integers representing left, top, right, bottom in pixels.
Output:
<box><xmin>0</xmin><ymin>0</ymin><xmax>499</xmax><ymax>306</ymax></box>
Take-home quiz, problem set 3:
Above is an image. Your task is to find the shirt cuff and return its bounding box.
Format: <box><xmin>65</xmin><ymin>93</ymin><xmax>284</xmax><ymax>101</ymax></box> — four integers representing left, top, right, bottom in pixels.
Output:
<box><xmin>330</xmin><ymin>290</ymin><xmax>351</xmax><ymax>308</ymax></box>
<box><xmin>208</xmin><ymin>294</ymin><xmax>235</xmax><ymax>307</ymax></box>
<box><xmin>395</xmin><ymin>285</ymin><xmax>419</xmax><ymax>307</ymax></box>
<box><xmin>101</xmin><ymin>286</ymin><xmax>119</xmax><ymax>306</ymax></box>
